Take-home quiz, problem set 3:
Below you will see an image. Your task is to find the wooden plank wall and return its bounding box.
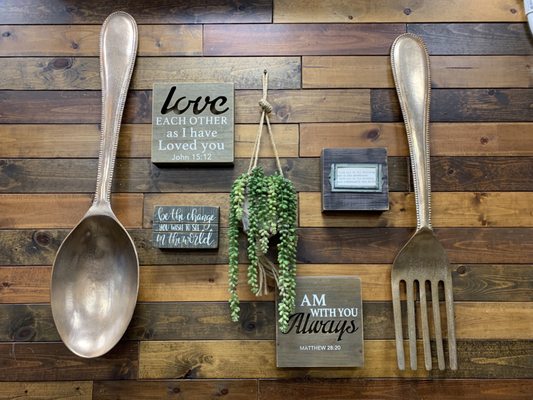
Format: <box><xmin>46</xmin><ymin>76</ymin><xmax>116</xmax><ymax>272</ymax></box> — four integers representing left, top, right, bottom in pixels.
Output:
<box><xmin>0</xmin><ymin>0</ymin><xmax>532</xmax><ymax>398</ymax></box>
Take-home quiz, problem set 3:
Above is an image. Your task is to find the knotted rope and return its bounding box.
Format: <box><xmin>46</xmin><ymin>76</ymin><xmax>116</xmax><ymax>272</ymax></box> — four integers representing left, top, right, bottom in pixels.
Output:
<box><xmin>247</xmin><ymin>70</ymin><xmax>284</xmax><ymax>176</ymax></box>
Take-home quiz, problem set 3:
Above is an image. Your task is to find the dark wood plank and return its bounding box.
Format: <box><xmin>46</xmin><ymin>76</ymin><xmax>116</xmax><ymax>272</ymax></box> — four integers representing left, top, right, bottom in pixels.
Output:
<box><xmin>0</xmin><ymin>25</ymin><xmax>202</xmax><ymax>56</ymax></box>
<box><xmin>3</xmin><ymin>227</ymin><xmax>533</xmax><ymax>266</ymax></box>
<box><xmin>0</xmin><ymin>57</ymin><xmax>301</xmax><ymax>90</ymax></box>
<box><xmin>0</xmin><ymin>90</ymin><xmax>370</xmax><ymax>124</ymax></box>
<box><xmin>0</xmin><ymin>158</ymin><xmax>329</xmax><ymax>194</ymax></box>
<box><xmin>372</xmin><ymin>89</ymin><xmax>533</xmax><ymax>122</ymax></box>
<box><xmin>0</xmin><ymin>302</ymin><xmax>274</xmax><ymax>342</ymax></box>
<box><xmin>407</xmin><ymin>23</ymin><xmax>533</xmax><ymax>55</ymax></box>
<box><xmin>139</xmin><ymin>339</ymin><xmax>533</xmax><ymax>378</ymax></box>
<box><xmin>94</xmin><ymin>380</ymin><xmax>257</xmax><ymax>400</ymax></box>
<box><xmin>4</xmin><ymin>156</ymin><xmax>533</xmax><ymax>193</ymax></box>
<box><xmin>204</xmin><ymin>24</ymin><xmax>405</xmax><ymax>55</ymax></box>
<box><xmin>258</xmin><ymin>379</ymin><xmax>533</xmax><ymax>400</ymax></box>
<box><xmin>0</xmin><ymin>0</ymin><xmax>272</xmax><ymax>24</ymax></box>
<box><xmin>453</xmin><ymin>265</ymin><xmax>533</xmax><ymax>302</ymax></box>
<box><xmin>1</xmin><ymin>302</ymin><xmax>529</xmax><ymax>342</ymax></box>
<box><xmin>0</xmin><ymin>229</ymin><xmax>229</xmax><ymax>266</ymax></box>
<box><xmin>296</xmin><ymin>228</ymin><xmax>533</xmax><ymax>264</ymax></box>
<box><xmin>0</xmin><ymin>342</ymin><xmax>138</xmax><ymax>381</ymax></box>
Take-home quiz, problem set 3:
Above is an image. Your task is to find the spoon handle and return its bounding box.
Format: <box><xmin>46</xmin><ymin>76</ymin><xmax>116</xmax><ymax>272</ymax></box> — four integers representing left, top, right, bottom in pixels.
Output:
<box><xmin>94</xmin><ymin>12</ymin><xmax>138</xmax><ymax>206</ymax></box>
<box><xmin>391</xmin><ymin>33</ymin><xmax>432</xmax><ymax>231</ymax></box>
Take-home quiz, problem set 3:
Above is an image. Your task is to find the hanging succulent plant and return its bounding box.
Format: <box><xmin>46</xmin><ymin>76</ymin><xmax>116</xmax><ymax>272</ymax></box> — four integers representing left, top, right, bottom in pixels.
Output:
<box><xmin>227</xmin><ymin>72</ymin><xmax>298</xmax><ymax>332</ymax></box>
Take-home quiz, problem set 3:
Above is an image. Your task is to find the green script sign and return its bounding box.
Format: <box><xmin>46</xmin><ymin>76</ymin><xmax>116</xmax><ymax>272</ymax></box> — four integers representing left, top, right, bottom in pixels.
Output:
<box><xmin>152</xmin><ymin>83</ymin><xmax>234</xmax><ymax>164</ymax></box>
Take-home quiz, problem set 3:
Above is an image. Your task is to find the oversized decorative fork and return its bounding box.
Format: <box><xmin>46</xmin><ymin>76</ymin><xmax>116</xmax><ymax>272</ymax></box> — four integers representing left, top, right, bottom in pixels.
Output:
<box><xmin>390</xmin><ymin>33</ymin><xmax>457</xmax><ymax>371</ymax></box>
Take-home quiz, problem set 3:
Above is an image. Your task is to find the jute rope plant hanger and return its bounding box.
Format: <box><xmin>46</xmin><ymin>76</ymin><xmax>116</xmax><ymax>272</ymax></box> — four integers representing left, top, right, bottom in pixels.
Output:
<box><xmin>228</xmin><ymin>70</ymin><xmax>298</xmax><ymax>332</ymax></box>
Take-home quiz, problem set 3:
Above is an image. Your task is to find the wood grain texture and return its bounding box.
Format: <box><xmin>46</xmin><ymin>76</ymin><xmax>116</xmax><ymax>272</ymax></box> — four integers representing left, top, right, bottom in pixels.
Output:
<box><xmin>0</xmin><ymin>57</ymin><xmax>301</xmax><ymax>90</ymax></box>
<box><xmin>0</xmin><ymin>194</ymin><xmax>143</xmax><ymax>228</ymax></box>
<box><xmin>258</xmin><ymin>379</ymin><xmax>533</xmax><ymax>400</ymax></box>
<box><xmin>296</xmin><ymin>228</ymin><xmax>533</xmax><ymax>264</ymax></box>
<box><xmin>408</xmin><ymin>23</ymin><xmax>533</xmax><ymax>55</ymax></box>
<box><xmin>0</xmin><ymin>342</ymin><xmax>138</xmax><ymax>381</ymax></box>
<box><xmin>139</xmin><ymin>340</ymin><xmax>533</xmax><ymax>378</ymax></box>
<box><xmin>372</xmin><ymin>88</ymin><xmax>533</xmax><ymax>122</ymax></box>
<box><xmin>0</xmin><ymin>302</ymin><xmax>530</xmax><ymax>343</ymax></box>
<box><xmin>0</xmin><ymin>25</ymin><xmax>202</xmax><ymax>56</ymax></box>
<box><xmin>0</xmin><ymin>381</ymin><xmax>92</xmax><ymax>400</ymax></box>
<box><xmin>204</xmin><ymin>24</ymin><xmax>405</xmax><ymax>55</ymax></box>
<box><xmin>2</xmin><ymin>263</ymin><xmax>530</xmax><ymax>303</ymax></box>
<box><xmin>3</xmin><ymin>227</ymin><xmax>533</xmax><ymax>266</ymax></box>
<box><xmin>303</xmin><ymin>56</ymin><xmax>533</xmax><ymax>88</ymax></box>
<box><xmin>5</xmin><ymin>157</ymin><xmax>533</xmax><ymax>193</ymax></box>
<box><xmin>93</xmin><ymin>380</ymin><xmax>257</xmax><ymax>400</ymax></box>
<box><xmin>300</xmin><ymin>192</ymin><xmax>533</xmax><ymax>228</ymax></box>
<box><xmin>0</xmin><ymin>267</ymin><xmax>51</xmax><ymax>304</ymax></box>
<box><xmin>0</xmin><ymin>90</ymin><xmax>371</xmax><ymax>124</ymax></box>
<box><xmin>0</xmin><ymin>0</ymin><xmax>272</xmax><ymax>24</ymax></box>
<box><xmin>274</xmin><ymin>0</ymin><xmax>525</xmax><ymax>23</ymax></box>
<box><xmin>299</xmin><ymin>122</ymin><xmax>533</xmax><ymax>156</ymax></box>
<box><xmin>0</xmin><ymin>124</ymin><xmax>298</xmax><ymax>158</ymax></box>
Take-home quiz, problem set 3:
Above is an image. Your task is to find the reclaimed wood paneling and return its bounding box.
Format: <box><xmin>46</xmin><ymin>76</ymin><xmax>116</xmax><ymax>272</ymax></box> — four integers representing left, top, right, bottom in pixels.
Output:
<box><xmin>274</xmin><ymin>0</ymin><xmax>525</xmax><ymax>23</ymax></box>
<box><xmin>3</xmin><ymin>227</ymin><xmax>533</xmax><ymax>266</ymax></box>
<box><xmin>139</xmin><ymin>340</ymin><xmax>533</xmax><ymax>379</ymax></box>
<box><xmin>372</xmin><ymin>88</ymin><xmax>533</xmax><ymax>122</ymax></box>
<box><xmin>0</xmin><ymin>124</ymin><xmax>298</xmax><ymax>159</ymax></box>
<box><xmin>0</xmin><ymin>57</ymin><xmax>301</xmax><ymax>90</ymax></box>
<box><xmin>204</xmin><ymin>24</ymin><xmax>405</xmax><ymax>55</ymax></box>
<box><xmin>0</xmin><ymin>194</ymin><xmax>143</xmax><ymax>229</ymax></box>
<box><xmin>258</xmin><ymin>379</ymin><xmax>533</xmax><ymax>400</ymax></box>
<box><xmin>0</xmin><ymin>302</ymin><xmax>530</xmax><ymax>343</ymax></box>
<box><xmin>300</xmin><ymin>192</ymin><xmax>533</xmax><ymax>228</ymax></box>
<box><xmin>0</xmin><ymin>25</ymin><xmax>202</xmax><ymax>56</ymax></box>
<box><xmin>2</xmin><ymin>264</ymin><xmax>531</xmax><ymax>304</ymax></box>
<box><xmin>296</xmin><ymin>228</ymin><xmax>533</xmax><ymax>264</ymax></box>
<box><xmin>303</xmin><ymin>56</ymin><xmax>533</xmax><ymax>88</ymax></box>
<box><xmin>0</xmin><ymin>0</ymin><xmax>272</xmax><ymax>24</ymax></box>
<box><xmin>299</xmin><ymin>122</ymin><xmax>533</xmax><ymax>156</ymax></box>
<box><xmin>0</xmin><ymin>90</ymin><xmax>371</xmax><ymax>124</ymax></box>
<box><xmin>93</xmin><ymin>380</ymin><xmax>257</xmax><ymax>400</ymax></box>
<box><xmin>0</xmin><ymin>382</ymin><xmax>92</xmax><ymax>400</ymax></box>
<box><xmin>408</xmin><ymin>23</ymin><xmax>533</xmax><ymax>55</ymax></box>
<box><xmin>5</xmin><ymin>157</ymin><xmax>533</xmax><ymax>194</ymax></box>
<box><xmin>0</xmin><ymin>342</ymin><xmax>138</xmax><ymax>381</ymax></box>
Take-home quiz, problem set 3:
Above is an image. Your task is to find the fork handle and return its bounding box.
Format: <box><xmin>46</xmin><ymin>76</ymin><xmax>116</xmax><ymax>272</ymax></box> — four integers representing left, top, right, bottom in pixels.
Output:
<box><xmin>391</xmin><ymin>33</ymin><xmax>432</xmax><ymax>231</ymax></box>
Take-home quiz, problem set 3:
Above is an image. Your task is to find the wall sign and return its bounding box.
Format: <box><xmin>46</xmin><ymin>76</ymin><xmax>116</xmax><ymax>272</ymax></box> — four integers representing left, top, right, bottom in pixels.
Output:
<box><xmin>322</xmin><ymin>148</ymin><xmax>389</xmax><ymax>211</ymax></box>
<box><xmin>152</xmin><ymin>206</ymin><xmax>219</xmax><ymax>249</ymax></box>
<box><xmin>276</xmin><ymin>276</ymin><xmax>364</xmax><ymax>368</ymax></box>
<box><xmin>152</xmin><ymin>83</ymin><xmax>234</xmax><ymax>164</ymax></box>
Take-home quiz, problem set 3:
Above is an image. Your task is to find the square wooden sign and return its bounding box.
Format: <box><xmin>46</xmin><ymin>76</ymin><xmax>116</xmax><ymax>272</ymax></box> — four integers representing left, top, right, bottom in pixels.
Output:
<box><xmin>276</xmin><ymin>276</ymin><xmax>364</xmax><ymax>368</ymax></box>
<box><xmin>152</xmin><ymin>206</ymin><xmax>219</xmax><ymax>249</ymax></box>
<box><xmin>152</xmin><ymin>83</ymin><xmax>234</xmax><ymax>164</ymax></box>
<box><xmin>321</xmin><ymin>148</ymin><xmax>389</xmax><ymax>211</ymax></box>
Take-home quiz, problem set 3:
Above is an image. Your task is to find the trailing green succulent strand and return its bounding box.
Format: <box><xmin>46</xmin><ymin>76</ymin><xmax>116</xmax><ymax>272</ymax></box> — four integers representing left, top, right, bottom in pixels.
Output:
<box><xmin>228</xmin><ymin>167</ymin><xmax>298</xmax><ymax>331</ymax></box>
<box><xmin>228</xmin><ymin>172</ymin><xmax>249</xmax><ymax>322</ymax></box>
<box><xmin>275</xmin><ymin>175</ymin><xmax>298</xmax><ymax>332</ymax></box>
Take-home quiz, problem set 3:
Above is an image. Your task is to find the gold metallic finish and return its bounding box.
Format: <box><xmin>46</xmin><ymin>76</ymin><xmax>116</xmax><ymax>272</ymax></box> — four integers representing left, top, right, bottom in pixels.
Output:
<box><xmin>50</xmin><ymin>12</ymin><xmax>139</xmax><ymax>358</ymax></box>
<box><xmin>390</xmin><ymin>33</ymin><xmax>457</xmax><ymax>371</ymax></box>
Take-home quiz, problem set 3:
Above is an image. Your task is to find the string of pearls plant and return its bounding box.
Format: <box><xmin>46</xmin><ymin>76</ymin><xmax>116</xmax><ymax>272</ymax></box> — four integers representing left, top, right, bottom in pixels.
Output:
<box><xmin>228</xmin><ymin>167</ymin><xmax>298</xmax><ymax>332</ymax></box>
<box><xmin>228</xmin><ymin>71</ymin><xmax>298</xmax><ymax>332</ymax></box>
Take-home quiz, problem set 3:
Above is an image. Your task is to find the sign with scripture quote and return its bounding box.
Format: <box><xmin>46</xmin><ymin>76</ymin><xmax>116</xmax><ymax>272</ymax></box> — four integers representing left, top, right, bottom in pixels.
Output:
<box><xmin>276</xmin><ymin>276</ymin><xmax>364</xmax><ymax>368</ymax></box>
<box><xmin>152</xmin><ymin>83</ymin><xmax>234</xmax><ymax>164</ymax></box>
<box><xmin>152</xmin><ymin>206</ymin><xmax>219</xmax><ymax>249</ymax></box>
<box><xmin>321</xmin><ymin>148</ymin><xmax>389</xmax><ymax>212</ymax></box>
